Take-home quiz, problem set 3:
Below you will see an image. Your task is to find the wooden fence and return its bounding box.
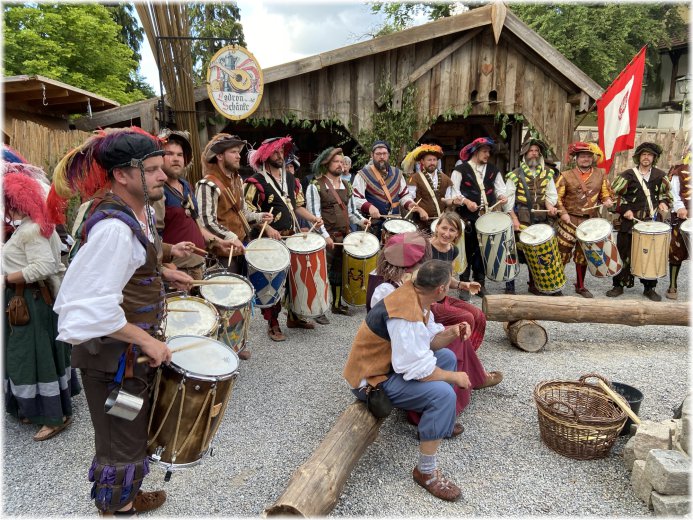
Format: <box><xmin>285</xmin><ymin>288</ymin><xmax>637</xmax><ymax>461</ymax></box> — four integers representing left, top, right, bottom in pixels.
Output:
<box><xmin>8</xmin><ymin>119</ymin><xmax>93</xmax><ymax>176</ymax></box>
<box><xmin>574</xmin><ymin>126</ymin><xmax>690</xmax><ymax>177</ymax></box>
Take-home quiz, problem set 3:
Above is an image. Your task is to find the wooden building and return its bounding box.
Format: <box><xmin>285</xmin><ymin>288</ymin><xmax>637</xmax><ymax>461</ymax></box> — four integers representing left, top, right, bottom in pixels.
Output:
<box><xmin>75</xmin><ymin>4</ymin><xmax>602</xmax><ymax>177</ymax></box>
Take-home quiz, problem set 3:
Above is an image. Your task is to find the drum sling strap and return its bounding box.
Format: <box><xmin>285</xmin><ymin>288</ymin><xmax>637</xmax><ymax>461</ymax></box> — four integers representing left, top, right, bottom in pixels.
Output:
<box><xmin>418</xmin><ymin>170</ymin><xmax>442</xmax><ymax>217</ymax></box>
<box><xmin>471</xmin><ymin>162</ymin><xmax>489</xmax><ymax>214</ymax></box>
<box><xmin>369</xmin><ymin>165</ymin><xmax>399</xmax><ymax>214</ymax></box>
<box><xmin>261</xmin><ymin>169</ymin><xmax>300</xmax><ymax>232</ymax></box>
<box><xmin>631</xmin><ymin>168</ymin><xmax>655</xmax><ymax>218</ymax></box>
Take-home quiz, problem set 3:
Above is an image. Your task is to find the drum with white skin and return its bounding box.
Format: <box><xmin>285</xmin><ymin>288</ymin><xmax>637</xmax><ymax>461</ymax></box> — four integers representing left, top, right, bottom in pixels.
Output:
<box><xmin>575</xmin><ymin>218</ymin><xmax>622</xmax><ymax>277</ymax></box>
<box><xmin>285</xmin><ymin>233</ymin><xmax>331</xmax><ymax>318</ymax></box>
<box><xmin>342</xmin><ymin>231</ymin><xmax>380</xmax><ymax>307</ymax></box>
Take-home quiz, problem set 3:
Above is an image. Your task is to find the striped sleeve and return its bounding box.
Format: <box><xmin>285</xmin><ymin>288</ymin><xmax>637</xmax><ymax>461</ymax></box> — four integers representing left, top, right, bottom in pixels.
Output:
<box><xmin>195</xmin><ymin>179</ymin><xmax>237</xmax><ymax>241</ymax></box>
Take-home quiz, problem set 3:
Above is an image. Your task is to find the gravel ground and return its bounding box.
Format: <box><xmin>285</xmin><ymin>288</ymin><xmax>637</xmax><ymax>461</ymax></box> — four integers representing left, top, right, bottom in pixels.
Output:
<box><xmin>2</xmin><ymin>263</ymin><xmax>690</xmax><ymax>517</ymax></box>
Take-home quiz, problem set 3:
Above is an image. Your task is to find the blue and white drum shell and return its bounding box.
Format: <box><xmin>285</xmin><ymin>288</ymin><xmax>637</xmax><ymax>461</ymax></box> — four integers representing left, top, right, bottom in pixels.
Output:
<box><xmin>475</xmin><ymin>212</ymin><xmax>519</xmax><ymax>282</ymax></box>
<box><xmin>244</xmin><ymin>238</ymin><xmax>290</xmax><ymax>308</ymax></box>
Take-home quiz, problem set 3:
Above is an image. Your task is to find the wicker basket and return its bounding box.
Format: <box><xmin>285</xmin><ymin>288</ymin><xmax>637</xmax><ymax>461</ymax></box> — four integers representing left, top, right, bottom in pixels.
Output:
<box><xmin>534</xmin><ymin>373</ymin><xmax>628</xmax><ymax>460</ymax></box>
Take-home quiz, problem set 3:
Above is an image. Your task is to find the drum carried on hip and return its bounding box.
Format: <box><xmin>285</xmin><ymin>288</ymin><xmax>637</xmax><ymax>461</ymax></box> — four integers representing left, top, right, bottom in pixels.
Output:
<box><xmin>520</xmin><ymin>224</ymin><xmax>566</xmax><ymax>294</ymax></box>
<box><xmin>199</xmin><ymin>269</ymin><xmax>254</xmax><ymax>356</ymax></box>
<box><xmin>285</xmin><ymin>233</ymin><xmax>331</xmax><ymax>318</ymax></box>
<box><xmin>164</xmin><ymin>293</ymin><xmax>219</xmax><ymax>340</ymax></box>
<box><xmin>342</xmin><ymin>231</ymin><xmax>380</xmax><ymax>307</ymax></box>
<box><xmin>431</xmin><ymin>217</ymin><xmax>468</xmax><ymax>274</ymax></box>
<box><xmin>575</xmin><ymin>218</ymin><xmax>623</xmax><ymax>278</ymax></box>
<box><xmin>381</xmin><ymin>218</ymin><xmax>417</xmax><ymax>245</ymax></box>
<box><xmin>475</xmin><ymin>212</ymin><xmax>519</xmax><ymax>282</ymax></box>
<box><xmin>244</xmin><ymin>238</ymin><xmax>290</xmax><ymax>308</ymax></box>
<box><xmin>679</xmin><ymin>218</ymin><xmax>693</xmax><ymax>255</ymax></box>
<box><xmin>147</xmin><ymin>335</ymin><xmax>239</xmax><ymax>473</ymax></box>
<box><xmin>631</xmin><ymin>221</ymin><xmax>671</xmax><ymax>280</ymax></box>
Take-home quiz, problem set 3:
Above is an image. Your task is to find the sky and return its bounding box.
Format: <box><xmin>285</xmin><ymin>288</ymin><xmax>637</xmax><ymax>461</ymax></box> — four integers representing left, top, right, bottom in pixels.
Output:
<box><xmin>138</xmin><ymin>1</ymin><xmax>431</xmax><ymax>95</ymax></box>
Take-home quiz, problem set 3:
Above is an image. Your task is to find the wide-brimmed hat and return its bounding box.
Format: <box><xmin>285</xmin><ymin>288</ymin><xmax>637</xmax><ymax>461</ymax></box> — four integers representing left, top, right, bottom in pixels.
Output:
<box><xmin>633</xmin><ymin>142</ymin><xmax>663</xmax><ymax>159</ymax></box>
<box><xmin>520</xmin><ymin>138</ymin><xmax>548</xmax><ymax>158</ymax></box>
<box><xmin>459</xmin><ymin>137</ymin><xmax>495</xmax><ymax>162</ymax></box>
<box><xmin>402</xmin><ymin>144</ymin><xmax>443</xmax><ymax>173</ymax></box>
<box><xmin>248</xmin><ymin>136</ymin><xmax>294</xmax><ymax>171</ymax></box>
<box><xmin>567</xmin><ymin>141</ymin><xmax>595</xmax><ymax>157</ymax></box>
<box><xmin>311</xmin><ymin>147</ymin><xmax>343</xmax><ymax>177</ymax></box>
<box><xmin>203</xmin><ymin>133</ymin><xmax>247</xmax><ymax>163</ymax></box>
<box><xmin>158</xmin><ymin>128</ymin><xmax>194</xmax><ymax>165</ymax></box>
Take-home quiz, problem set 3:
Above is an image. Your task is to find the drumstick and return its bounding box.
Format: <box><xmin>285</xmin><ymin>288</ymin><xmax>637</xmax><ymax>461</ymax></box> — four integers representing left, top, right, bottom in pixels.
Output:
<box><xmin>363</xmin><ymin>218</ymin><xmax>372</xmax><ymax>234</ymax></box>
<box><xmin>191</xmin><ymin>245</ymin><xmax>208</xmax><ymax>256</ymax></box>
<box><xmin>304</xmin><ymin>220</ymin><xmax>319</xmax><ymax>238</ymax></box>
<box><xmin>258</xmin><ymin>207</ymin><xmax>274</xmax><ymax>239</ymax></box>
<box><xmin>228</xmin><ymin>245</ymin><xmax>234</xmax><ymax>266</ymax></box>
<box><xmin>488</xmin><ymin>199</ymin><xmax>504</xmax><ymax>212</ymax></box>
<box><xmin>583</xmin><ymin>204</ymin><xmax>603</xmax><ymax>211</ymax></box>
<box><xmin>565</xmin><ymin>221</ymin><xmax>578</xmax><ymax>229</ymax></box>
<box><xmin>137</xmin><ymin>339</ymin><xmax>207</xmax><ymax>364</ymax></box>
<box><xmin>403</xmin><ymin>198</ymin><xmax>422</xmax><ymax>220</ymax></box>
<box><xmin>190</xmin><ymin>279</ymin><xmax>247</xmax><ymax>286</ymax></box>
<box><xmin>529</xmin><ymin>209</ymin><xmax>550</xmax><ymax>213</ymax></box>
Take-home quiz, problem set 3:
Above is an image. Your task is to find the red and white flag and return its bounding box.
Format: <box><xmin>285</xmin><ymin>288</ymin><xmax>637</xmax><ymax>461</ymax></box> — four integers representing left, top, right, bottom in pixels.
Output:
<box><xmin>597</xmin><ymin>46</ymin><xmax>647</xmax><ymax>174</ymax></box>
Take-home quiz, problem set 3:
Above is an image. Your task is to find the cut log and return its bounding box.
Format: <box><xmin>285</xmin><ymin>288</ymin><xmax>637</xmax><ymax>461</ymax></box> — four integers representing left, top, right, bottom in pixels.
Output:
<box><xmin>265</xmin><ymin>401</ymin><xmax>383</xmax><ymax>517</ymax></box>
<box><xmin>504</xmin><ymin>320</ymin><xmax>547</xmax><ymax>352</ymax></box>
<box><xmin>483</xmin><ymin>295</ymin><xmax>689</xmax><ymax>327</ymax></box>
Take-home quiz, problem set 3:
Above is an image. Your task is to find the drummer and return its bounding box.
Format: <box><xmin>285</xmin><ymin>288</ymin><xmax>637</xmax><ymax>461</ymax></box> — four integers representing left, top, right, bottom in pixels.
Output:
<box><xmin>196</xmin><ymin>133</ymin><xmax>273</xmax><ymax>273</ymax></box>
<box><xmin>555</xmin><ymin>142</ymin><xmax>614</xmax><ymax>298</ymax></box>
<box><xmin>401</xmin><ymin>143</ymin><xmax>461</xmax><ymax>231</ymax></box>
<box><xmin>244</xmin><ymin>136</ymin><xmax>324</xmax><ymax>341</ymax></box>
<box><xmin>451</xmin><ymin>137</ymin><xmax>508</xmax><ymax>299</ymax></box>
<box><xmin>304</xmin><ymin>146</ymin><xmax>368</xmax><ymax>321</ymax></box>
<box><xmin>666</xmin><ymin>149</ymin><xmax>691</xmax><ymax>300</ymax></box>
<box><xmin>52</xmin><ymin>128</ymin><xmax>195</xmax><ymax>515</ymax></box>
<box><xmin>352</xmin><ymin>139</ymin><xmax>428</xmax><ymax>240</ymax></box>
<box><xmin>504</xmin><ymin>138</ymin><xmax>559</xmax><ymax>295</ymax></box>
<box><xmin>607</xmin><ymin>142</ymin><xmax>672</xmax><ymax>301</ymax></box>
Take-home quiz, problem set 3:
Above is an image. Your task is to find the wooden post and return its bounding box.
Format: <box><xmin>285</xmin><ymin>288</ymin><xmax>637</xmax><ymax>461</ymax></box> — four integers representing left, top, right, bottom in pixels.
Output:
<box><xmin>265</xmin><ymin>401</ymin><xmax>383</xmax><ymax>516</ymax></box>
<box><xmin>483</xmin><ymin>295</ymin><xmax>689</xmax><ymax>327</ymax></box>
<box><xmin>503</xmin><ymin>320</ymin><xmax>548</xmax><ymax>352</ymax></box>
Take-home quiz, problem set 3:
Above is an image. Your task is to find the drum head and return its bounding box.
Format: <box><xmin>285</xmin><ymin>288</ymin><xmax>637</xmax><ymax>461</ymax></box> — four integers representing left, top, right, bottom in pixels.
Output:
<box><xmin>343</xmin><ymin>232</ymin><xmax>380</xmax><ymax>257</ymax></box>
<box><xmin>576</xmin><ymin>218</ymin><xmax>612</xmax><ymax>242</ymax></box>
<box><xmin>633</xmin><ymin>221</ymin><xmax>671</xmax><ymax>234</ymax></box>
<box><xmin>200</xmin><ymin>272</ymin><xmax>254</xmax><ymax>309</ymax></box>
<box><xmin>165</xmin><ymin>296</ymin><xmax>219</xmax><ymax>338</ymax></box>
<box><xmin>476</xmin><ymin>212</ymin><xmax>512</xmax><ymax>234</ymax></box>
<box><xmin>520</xmin><ymin>224</ymin><xmax>554</xmax><ymax>245</ymax></box>
<box><xmin>168</xmin><ymin>335</ymin><xmax>239</xmax><ymax>378</ymax></box>
<box><xmin>285</xmin><ymin>232</ymin><xmax>326</xmax><ymax>253</ymax></box>
<box><xmin>383</xmin><ymin>218</ymin><xmax>417</xmax><ymax>234</ymax></box>
<box><xmin>681</xmin><ymin>219</ymin><xmax>693</xmax><ymax>234</ymax></box>
<box><xmin>245</xmin><ymin>238</ymin><xmax>290</xmax><ymax>272</ymax></box>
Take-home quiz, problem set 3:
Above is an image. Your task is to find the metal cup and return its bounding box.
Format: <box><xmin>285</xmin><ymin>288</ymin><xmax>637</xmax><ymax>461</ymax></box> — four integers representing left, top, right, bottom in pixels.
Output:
<box><xmin>104</xmin><ymin>379</ymin><xmax>146</xmax><ymax>421</ymax></box>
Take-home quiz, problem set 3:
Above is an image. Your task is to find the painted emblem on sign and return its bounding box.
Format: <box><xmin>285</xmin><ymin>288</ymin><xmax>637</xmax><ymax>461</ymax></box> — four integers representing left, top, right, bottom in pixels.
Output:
<box><xmin>207</xmin><ymin>45</ymin><xmax>264</xmax><ymax>121</ymax></box>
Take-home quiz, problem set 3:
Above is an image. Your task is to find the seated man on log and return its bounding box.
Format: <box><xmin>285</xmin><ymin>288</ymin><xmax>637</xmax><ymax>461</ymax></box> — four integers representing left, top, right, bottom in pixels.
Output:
<box><xmin>343</xmin><ymin>259</ymin><xmax>471</xmax><ymax>502</ymax></box>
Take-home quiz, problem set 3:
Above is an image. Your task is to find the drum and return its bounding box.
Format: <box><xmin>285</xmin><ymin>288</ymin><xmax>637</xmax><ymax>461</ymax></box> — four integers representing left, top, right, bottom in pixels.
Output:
<box><xmin>475</xmin><ymin>212</ymin><xmax>519</xmax><ymax>282</ymax></box>
<box><xmin>164</xmin><ymin>293</ymin><xmax>219</xmax><ymax>340</ymax></box>
<box><xmin>147</xmin><ymin>335</ymin><xmax>239</xmax><ymax>470</ymax></box>
<box><xmin>200</xmin><ymin>270</ymin><xmax>255</xmax><ymax>355</ymax></box>
<box><xmin>381</xmin><ymin>218</ymin><xmax>417</xmax><ymax>245</ymax></box>
<box><xmin>245</xmin><ymin>238</ymin><xmax>290</xmax><ymax>308</ymax></box>
<box><xmin>431</xmin><ymin>217</ymin><xmax>468</xmax><ymax>274</ymax></box>
<box><xmin>284</xmin><ymin>233</ymin><xmax>331</xmax><ymax>318</ymax></box>
<box><xmin>631</xmin><ymin>221</ymin><xmax>671</xmax><ymax>280</ymax></box>
<box><xmin>342</xmin><ymin>231</ymin><xmax>380</xmax><ymax>307</ymax></box>
<box><xmin>576</xmin><ymin>218</ymin><xmax>623</xmax><ymax>278</ymax></box>
<box><xmin>680</xmin><ymin>218</ymin><xmax>693</xmax><ymax>255</ymax></box>
<box><xmin>520</xmin><ymin>224</ymin><xmax>566</xmax><ymax>294</ymax></box>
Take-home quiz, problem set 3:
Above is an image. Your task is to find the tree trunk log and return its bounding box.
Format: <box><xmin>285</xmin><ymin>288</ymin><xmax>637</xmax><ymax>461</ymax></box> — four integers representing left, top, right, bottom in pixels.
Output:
<box><xmin>504</xmin><ymin>320</ymin><xmax>548</xmax><ymax>352</ymax></box>
<box><xmin>483</xmin><ymin>295</ymin><xmax>689</xmax><ymax>326</ymax></box>
<box><xmin>265</xmin><ymin>401</ymin><xmax>383</xmax><ymax>517</ymax></box>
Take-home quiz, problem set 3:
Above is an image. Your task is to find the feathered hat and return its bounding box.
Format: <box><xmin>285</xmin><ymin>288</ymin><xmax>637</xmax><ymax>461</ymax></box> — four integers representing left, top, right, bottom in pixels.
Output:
<box><xmin>311</xmin><ymin>147</ymin><xmax>342</xmax><ymax>177</ymax></box>
<box><xmin>47</xmin><ymin>126</ymin><xmax>164</xmax><ymax>224</ymax></box>
<box><xmin>2</xmin><ymin>144</ymin><xmax>27</xmax><ymax>164</ymax></box>
<box><xmin>202</xmin><ymin>133</ymin><xmax>247</xmax><ymax>164</ymax></box>
<box><xmin>286</xmin><ymin>154</ymin><xmax>301</xmax><ymax>169</ymax></box>
<box><xmin>567</xmin><ymin>141</ymin><xmax>594</xmax><ymax>158</ymax></box>
<box><xmin>4</xmin><ymin>172</ymin><xmax>55</xmax><ymax>238</ymax></box>
<box><xmin>158</xmin><ymin>128</ymin><xmax>193</xmax><ymax>165</ymax></box>
<box><xmin>632</xmin><ymin>142</ymin><xmax>663</xmax><ymax>165</ymax></box>
<box><xmin>248</xmin><ymin>136</ymin><xmax>293</xmax><ymax>171</ymax></box>
<box><xmin>2</xmin><ymin>162</ymin><xmax>51</xmax><ymax>192</ymax></box>
<box><xmin>459</xmin><ymin>137</ymin><xmax>495</xmax><ymax>162</ymax></box>
<box><xmin>402</xmin><ymin>144</ymin><xmax>443</xmax><ymax>173</ymax></box>
<box><xmin>588</xmin><ymin>143</ymin><xmax>604</xmax><ymax>163</ymax></box>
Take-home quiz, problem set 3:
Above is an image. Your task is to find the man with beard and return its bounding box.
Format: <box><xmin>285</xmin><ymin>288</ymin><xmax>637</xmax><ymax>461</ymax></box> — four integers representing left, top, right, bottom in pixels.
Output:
<box><xmin>402</xmin><ymin>144</ymin><xmax>460</xmax><ymax>231</ymax></box>
<box><xmin>305</xmin><ymin>147</ymin><xmax>367</xmax><ymax>322</ymax></box>
<box><xmin>555</xmin><ymin>142</ymin><xmax>614</xmax><ymax>298</ymax></box>
<box><xmin>52</xmin><ymin>128</ymin><xmax>195</xmax><ymax>515</ymax></box>
<box><xmin>503</xmin><ymin>138</ymin><xmax>559</xmax><ymax>295</ymax></box>
<box><xmin>196</xmin><ymin>133</ymin><xmax>273</xmax><ymax>272</ymax></box>
<box><xmin>606</xmin><ymin>142</ymin><xmax>672</xmax><ymax>301</ymax></box>
<box><xmin>352</xmin><ymin>140</ymin><xmax>428</xmax><ymax>240</ymax></box>
<box><xmin>666</xmin><ymin>149</ymin><xmax>691</xmax><ymax>300</ymax></box>
<box><xmin>245</xmin><ymin>136</ymin><xmax>324</xmax><ymax>341</ymax></box>
<box><xmin>154</xmin><ymin>129</ymin><xmax>238</xmax><ymax>280</ymax></box>
<box><xmin>451</xmin><ymin>137</ymin><xmax>508</xmax><ymax>299</ymax></box>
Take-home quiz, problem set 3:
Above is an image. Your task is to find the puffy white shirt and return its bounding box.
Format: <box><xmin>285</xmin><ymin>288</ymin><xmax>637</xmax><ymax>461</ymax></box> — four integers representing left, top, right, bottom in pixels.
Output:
<box><xmin>670</xmin><ymin>175</ymin><xmax>686</xmax><ymax>212</ymax></box>
<box><xmin>54</xmin><ymin>218</ymin><xmax>149</xmax><ymax>345</ymax></box>
<box><xmin>369</xmin><ymin>282</ymin><xmax>444</xmax><ymax>381</ymax></box>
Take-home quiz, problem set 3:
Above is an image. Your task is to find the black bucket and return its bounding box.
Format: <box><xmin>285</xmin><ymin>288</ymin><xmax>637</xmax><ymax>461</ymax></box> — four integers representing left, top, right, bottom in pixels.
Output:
<box><xmin>612</xmin><ymin>381</ymin><xmax>644</xmax><ymax>436</ymax></box>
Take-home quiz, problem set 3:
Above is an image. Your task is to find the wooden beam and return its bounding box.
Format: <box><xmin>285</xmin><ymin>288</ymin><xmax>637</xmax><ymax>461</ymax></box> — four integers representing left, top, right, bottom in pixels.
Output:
<box><xmin>491</xmin><ymin>2</ymin><xmax>507</xmax><ymax>44</ymax></box>
<box><xmin>568</xmin><ymin>91</ymin><xmax>591</xmax><ymax>112</ymax></box>
<box><xmin>72</xmin><ymin>98</ymin><xmax>157</xmax><ymax>131</ymax></box>
<box><xmin>6</xmin><ymin>88</ymin><xmax>71</xmax><ymax>102</ymax></box>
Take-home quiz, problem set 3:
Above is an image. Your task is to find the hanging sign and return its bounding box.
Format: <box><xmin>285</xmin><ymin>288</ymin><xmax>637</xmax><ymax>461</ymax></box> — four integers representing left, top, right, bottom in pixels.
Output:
<box><xmin>207</xmin><ymin>45</ymin><xmax>264</xmax><ymax>120</ymax></box>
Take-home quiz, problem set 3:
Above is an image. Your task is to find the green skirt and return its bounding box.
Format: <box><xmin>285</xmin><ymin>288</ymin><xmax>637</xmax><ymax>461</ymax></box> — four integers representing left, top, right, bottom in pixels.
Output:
<box><xmin>4</xmin><ymin>284</ymin><xmax>81</xmax><ymax>426</ymax></box>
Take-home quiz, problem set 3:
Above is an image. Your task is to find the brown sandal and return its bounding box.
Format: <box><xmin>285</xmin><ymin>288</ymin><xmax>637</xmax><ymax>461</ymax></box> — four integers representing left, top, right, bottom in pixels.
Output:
<box><xmin>33</xmin><ymin>416</ymin><xmax>72</xmax><ymax>441</ymax></box>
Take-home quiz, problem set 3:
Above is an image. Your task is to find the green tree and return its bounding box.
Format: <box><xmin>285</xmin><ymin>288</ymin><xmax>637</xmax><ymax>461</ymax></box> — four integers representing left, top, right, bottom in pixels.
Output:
<box><xmin>370</xmin><ymin>3</ymin><xmax>687</xmax><ymax>87</ymax></box>
<box><xmin>3</xmin><ymin>3</ymin><xmax>148</xmax><ymax>104</ymax></box>
<box><xmin>188</xmin><ymin>2</ymin><xmax>246</xmax><ymax>84</ymax></box>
